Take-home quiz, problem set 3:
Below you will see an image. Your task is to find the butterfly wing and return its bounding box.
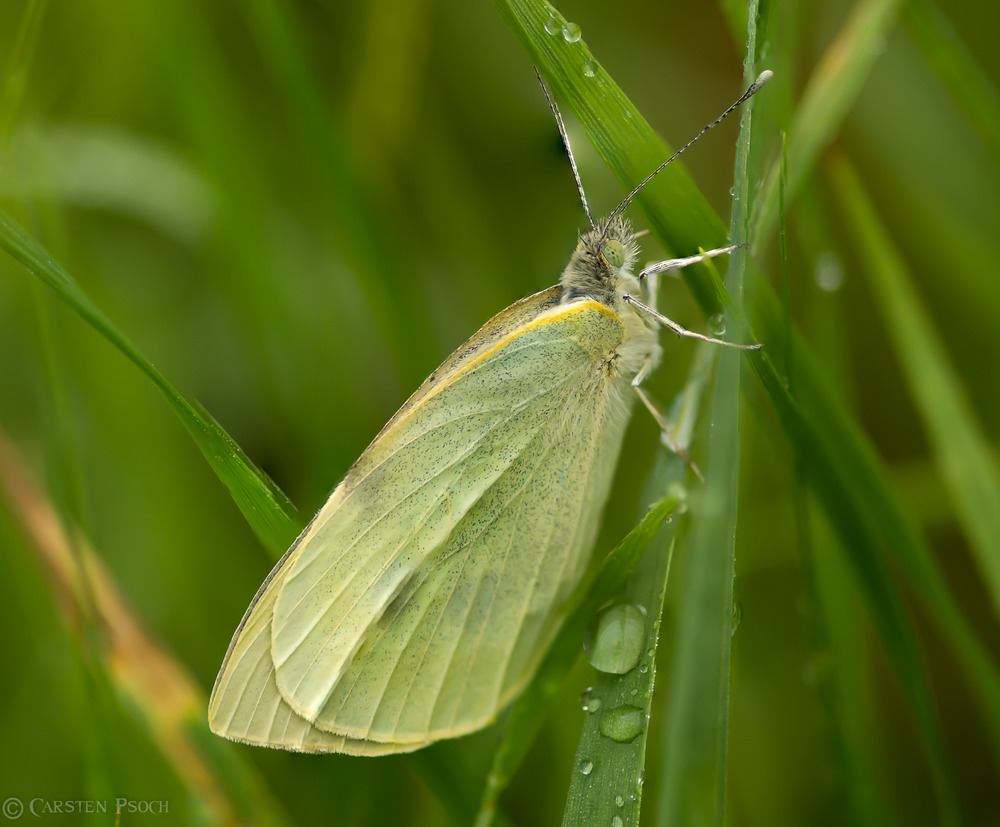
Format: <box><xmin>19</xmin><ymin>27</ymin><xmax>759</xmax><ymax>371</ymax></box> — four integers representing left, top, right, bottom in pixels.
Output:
<box><xmin>208</xmin><ymin>558</ymin><xmax>428</xmax><ymax>754</ymax></box>
<box><xmin>210</xmin><ymin>295</ymin><xmax>643</xmax><ymax>751</ymax></box>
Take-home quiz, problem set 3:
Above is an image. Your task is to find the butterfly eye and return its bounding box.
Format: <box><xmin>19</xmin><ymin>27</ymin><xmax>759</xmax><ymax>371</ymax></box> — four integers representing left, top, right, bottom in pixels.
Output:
<box><xmin>601</xmin><ymin>239</ymin><xmax>625</xmax><ymax>269</ymax></box>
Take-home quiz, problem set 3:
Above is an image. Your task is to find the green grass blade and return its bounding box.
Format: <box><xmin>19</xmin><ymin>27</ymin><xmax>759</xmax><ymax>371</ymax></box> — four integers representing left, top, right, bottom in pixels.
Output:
<box><xmin>752</xmin><ymin>0</ymin><xmax>904</xmax><ymax>250</ymax></box>
<box><xmin>560</xmin><ymin>461</ymin><xmax>681</xmax><ymax>827</ymax></box>
<box><xmin>656</xmin><ymin>7</ymin><xmax>764</xmax><ymax>820</ymax></box>
<box><xmin>829</xmin><ymin>152</ymin><xmax>1000</xmax><ymax>627</ymax></box>
<box><xmin>0</xmin><ymin>209</ymin><xmax>297</xmax><ymax>555</ymax></box>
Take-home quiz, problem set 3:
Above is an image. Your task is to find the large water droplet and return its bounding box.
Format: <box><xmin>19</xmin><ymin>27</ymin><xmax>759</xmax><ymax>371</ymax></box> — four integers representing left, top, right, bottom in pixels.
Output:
<box><xmin>582</xmin><ymin>60</ymin><xmax>596</xmax><ymax>78</ymax></box>
<box><xmin>612</xmin><ymin>816</ymin><xmax>624</xmax><ymax>827</ymax></box>
<box><xmin>561</xmin><ymin>21</ymin><xmax>582</xmax><ymax>42</ymax></box>
<box><xmin>584</xmin><ymin>604</ymin><xmax>646</xmax><ymax>674</ymax></box>
<box><xmin>599</xmin><ymin>705</ymin><xmax>644</xmax><ymax>743</ymax></box>
<box><xmin>544</xmin><ymin>15</ymin><xmax>561</xmax><ymax>35</ymax></box>
<box><xmin>708</xmin><ymin>313</ymin><xmax>727</xmax><ymax>335</ymax></box>
<box><xmin>579</xmin><ymin>759</ymin><xmax>594</xmax><ymax>776</ymax></box>
<box><xmin>615</xmin><ymin>795</ymin><xmax>624</xmax><ymax>808</ymax></box>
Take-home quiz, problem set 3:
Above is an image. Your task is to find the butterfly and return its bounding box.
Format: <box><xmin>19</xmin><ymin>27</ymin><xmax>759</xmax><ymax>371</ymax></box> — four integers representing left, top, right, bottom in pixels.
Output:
<box><xmin>208</xmin><ymin>70</ymin><xmax>769</xmax><ymax>755</ymax></box>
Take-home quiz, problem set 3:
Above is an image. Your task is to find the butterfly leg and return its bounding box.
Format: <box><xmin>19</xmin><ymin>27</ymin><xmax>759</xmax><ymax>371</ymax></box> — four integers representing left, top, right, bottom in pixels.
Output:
<box><xmin>638</xmin><ymin>244</ymin><xmax>740</xmax><ymax>281</ymax></box>
<box><xmin>631</xmin><ymin>356</ymin><xmax>705</xmax><ymax>482</ymax></box>
<box><xmin>623</xmin><ymin>292</ymin><xmax>761</xmax><ymax>350</ymax></box>
<box><xmin>627</xmin><ymin>244</ymin><xmax>761</xmax><ymax>350</ymax></box>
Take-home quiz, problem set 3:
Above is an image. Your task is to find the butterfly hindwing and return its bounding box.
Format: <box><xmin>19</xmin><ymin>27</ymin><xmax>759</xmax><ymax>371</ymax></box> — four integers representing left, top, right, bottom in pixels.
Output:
<box><xmin>207</xmin><ymin>563</ymin><xmax>428</xmax><ymax>754</ymax></box>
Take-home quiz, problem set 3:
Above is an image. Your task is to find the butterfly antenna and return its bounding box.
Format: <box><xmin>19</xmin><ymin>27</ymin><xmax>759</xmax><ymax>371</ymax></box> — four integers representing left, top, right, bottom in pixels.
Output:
<box><xmin>608</xmin><ymin>70</ymin><xmax>773</xmax><ymax>222</ymax></box>
<box><xmin>534</xmin><ymin>67</ymin><xmax>595</xmax><ymax>230</ymax></box>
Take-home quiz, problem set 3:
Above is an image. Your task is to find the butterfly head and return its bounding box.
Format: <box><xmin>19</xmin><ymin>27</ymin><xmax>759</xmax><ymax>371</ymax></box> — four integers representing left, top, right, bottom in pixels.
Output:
<box><xmin>560</xmin><ymin>213</ymin><xmax>646</xmax><ymax>310</ymax></box>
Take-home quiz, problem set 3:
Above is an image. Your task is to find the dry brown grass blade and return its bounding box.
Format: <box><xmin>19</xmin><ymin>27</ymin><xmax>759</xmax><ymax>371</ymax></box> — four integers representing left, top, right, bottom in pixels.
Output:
<box><xmin>0</xmin><ymin>428</ymin><xmax>262</xmax><ymax>827</ymax></box>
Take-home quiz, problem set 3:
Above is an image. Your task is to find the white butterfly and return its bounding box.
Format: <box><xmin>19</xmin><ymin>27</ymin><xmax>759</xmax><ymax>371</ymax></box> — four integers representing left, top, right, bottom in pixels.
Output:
<box><xmin>208</xmin><ymin>71</ymin><xmax>769</xmax><ymax>755</ymax></box>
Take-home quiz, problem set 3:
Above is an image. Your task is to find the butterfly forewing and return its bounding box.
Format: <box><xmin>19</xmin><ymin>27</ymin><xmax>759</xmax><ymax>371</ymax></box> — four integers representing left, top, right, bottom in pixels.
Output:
<box><xmin>210</xmin><ymin>297</ymin><xmax>643</xmax><ymax>750</ymax></box>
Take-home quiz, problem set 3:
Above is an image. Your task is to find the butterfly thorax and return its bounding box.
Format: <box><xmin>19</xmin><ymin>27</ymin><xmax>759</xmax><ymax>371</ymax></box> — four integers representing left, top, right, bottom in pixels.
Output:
<box><xmin>559</xmin><ymin>213</ymin><xmax>660</xmax><ymax>379</ymax></box>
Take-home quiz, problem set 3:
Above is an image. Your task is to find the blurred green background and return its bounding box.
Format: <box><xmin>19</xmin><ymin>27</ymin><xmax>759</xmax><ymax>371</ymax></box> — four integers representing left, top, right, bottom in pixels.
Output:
<box><xmin>2</xmin><ymin>0</ymin><xmax>1000</xmax><ymax>824</ymax></box>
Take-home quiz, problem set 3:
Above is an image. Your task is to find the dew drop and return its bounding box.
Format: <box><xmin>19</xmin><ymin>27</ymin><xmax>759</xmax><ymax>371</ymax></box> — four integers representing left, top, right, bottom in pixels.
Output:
<box><xmin>612</xmin><ymin>817</ymin><xmax>624</xmax><ymax>827</ymax></box>
<box><xmin>579</xmin><ymin>759</ymin><xmax>594</xmax><ymax>776</ymax></box>
<box><xmin>615</xmin><ymin>795</ymin><xmax>625</xmax><ymax>808</ymax></box>
<box><xmin>815</xmin><ymin>251</ymin><xmax>844</xmax><ymax>292</ymax></box>
<box><xmin>544</xmin><ymin>15</ymin><xmax>561</xmax><ymax>35</ymax></box>
<box><xmin>599</xmin><ymin>705</ymin><xmax>644</xmax><ymax>743</ymax></box>
<box><xmin>561</xmin><ymin>21</ymin><xmax>582</xmax><ymax>42</ymax></box>
<box><xmin>580</xmin><ymin>687</ymin><xmax>602</xmax><ymax>712</ymax></box>
<box><xmin>584</xmin><ymin>604</ymin><xmax>646</xmax><ymax>674</ymax></box>
<box><xmin>582</xmin><ymin>59</ymin><xmax>596</xmax><ymax>78</ymax></box>
<box><xmin>708</xmin><ymin>313</ymin><xmax>727</xmax><ymax>335</ymax></box>
<box><xmin>731</xmin><ymin>600</ymin><xmax>743</xmax><ymax>636</ymax></box>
